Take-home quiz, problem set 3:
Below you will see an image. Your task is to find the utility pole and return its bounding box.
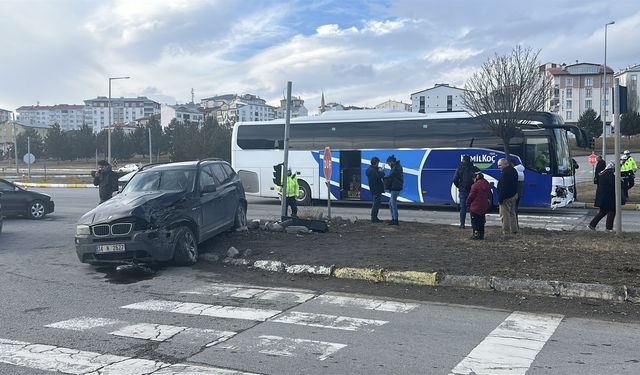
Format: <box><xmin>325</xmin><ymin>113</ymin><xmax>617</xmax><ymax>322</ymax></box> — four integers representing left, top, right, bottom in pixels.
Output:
<box><xmin>148</xmin><ymin>126</ymin><xmax>152</xmax><ymax>164</ymax></box>
<box><xmin>12</xmin><ymin>113</ymin><xmax>18</xmax><ymax>173</ymax></box>
<box><xmin>280</xmin><ymin>81</ymin><xmax>292</xmax><ymax>220</ymax></box>
<box><xmin>602</xmin><ymin>21</ymin><xmax>614</xmax><ymax>159</ymax></box>
<box><xmin>27</xmin><ymin>136</ymin><xmax>31</xmax><ymax>180</ymax></box>
<box><xmin>613</xmin><ymin>78</ymin><xmax>622</xmax><ymax>233</ymax></box>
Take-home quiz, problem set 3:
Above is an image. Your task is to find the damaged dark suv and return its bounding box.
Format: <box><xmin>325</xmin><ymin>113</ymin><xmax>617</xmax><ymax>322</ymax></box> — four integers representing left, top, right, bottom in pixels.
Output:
<box><xmin>75</xmin><ymin>159</ymin><xmax>247</xmax><ymax>266</ymax></box>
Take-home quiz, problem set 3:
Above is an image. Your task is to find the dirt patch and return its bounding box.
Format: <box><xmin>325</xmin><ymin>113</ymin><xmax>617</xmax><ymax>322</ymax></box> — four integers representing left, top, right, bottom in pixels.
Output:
<box><xmin>577</xmin><ymin>181</ymin><xmax>640</xmax><ymax>204</ymax></box>
<box><xmin>203</xmin><ymin>219</ymin><xmax>640</xmax><ymax>287</ymax></box>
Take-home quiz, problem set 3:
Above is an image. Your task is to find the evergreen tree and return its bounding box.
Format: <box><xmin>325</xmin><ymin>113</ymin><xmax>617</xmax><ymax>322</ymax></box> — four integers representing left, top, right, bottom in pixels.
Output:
<box><xmin>576</xmin><ymin>108</ymin><xmax>602</xmax><ymax>139</ymax></box>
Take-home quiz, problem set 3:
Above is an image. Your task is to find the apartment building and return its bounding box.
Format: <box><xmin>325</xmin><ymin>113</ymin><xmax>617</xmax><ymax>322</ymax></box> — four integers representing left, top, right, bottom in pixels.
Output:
<box><xmin>410</xmin><ymin>84</ymin><xmax>467</xmax><ymax>113</ymax></box>
<box><xmin>160</xmin><ymin>103</ymin><xmax>204</xmax><ymax>128</ymax></box>
<box><xmin>84</xmin><ymin>96</ymin><xmax>160</xmax><ymax>133</ymax></box>
<box><xmin>374</xmin><ymin>100</ymin><xmax>411</xmax><ymax>111</ymax></box>
<box><xmin>0</xmin><ymin>121</ymin><xmax>50</xmax><ymax>153</ymax></box>
<box><xmin>544</xmin><ymin>62</ymin><xmax>614</xmax><ymax>127</ymax></box>
<box><xmin>216</xmin><ymin>94</ymin><xmax>275</xmax><ymax>127</ymax></box>
<box><xmin>16</xmin><ymin>104</ymin><xmax>85</xmax><ymax>131</ymax></box>
<box><xmin>0</xmin><ymin>108</ymin><xmax>11</xmax><ymax>123</ymax></box>
<box><xmin>275</xmin><ymin>96</ymin><xmax>308</xmax><ymax>119</ymax></box>
<box><xmin>615</xmin><ymin>64</ymin><xmax>640</xmax><ymax>111</ymax></box>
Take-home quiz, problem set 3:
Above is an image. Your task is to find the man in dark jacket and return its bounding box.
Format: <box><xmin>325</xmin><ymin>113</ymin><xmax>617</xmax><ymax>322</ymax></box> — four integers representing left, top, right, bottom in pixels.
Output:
<box><xmin>92</xmin><ymin>160</ymin><xmax>120</xmax><ymax>204</ymax></box>
<box><xmin>497</xmin><ymin>157</ymin><xmax>518</xmax><ymax>236</ymax></box>
<box><xmin>366</xmin><ymin>156</ymin><xmax>385</xmax><ymax>223</ymax></box>
<box><xmin>588</xmin><ymin>161</ymin><xmax>617</xmax><ymax>231</ymax></box>
<box><xmin>594</xmin><ymin>155</ymin><xmax>606</xmax><ymax>184</ymax></box>
<box><xmin>452</xmin><ymin>155</ymin><xmax>479</xmax><ymax>228</ymax></box>
<box><xmin>383</xmin><ymin>155</ymin><xmax>403</xmax><ymax>226</ymax></box>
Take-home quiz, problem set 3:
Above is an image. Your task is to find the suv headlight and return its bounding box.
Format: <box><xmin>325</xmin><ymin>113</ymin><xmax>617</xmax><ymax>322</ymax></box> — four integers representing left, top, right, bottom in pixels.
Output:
<box><xmin>76</xmin><ymin>224</ymin><xmax>91</xmax><ymax>236</ymax></box>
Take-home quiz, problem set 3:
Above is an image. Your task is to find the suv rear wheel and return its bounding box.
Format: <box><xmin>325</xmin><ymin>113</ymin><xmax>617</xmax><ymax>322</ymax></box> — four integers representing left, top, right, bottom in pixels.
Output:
<box><xmin>173</xmin><ymin>226</ymin><xmax>198</xmax><ymax>266</ymax></box>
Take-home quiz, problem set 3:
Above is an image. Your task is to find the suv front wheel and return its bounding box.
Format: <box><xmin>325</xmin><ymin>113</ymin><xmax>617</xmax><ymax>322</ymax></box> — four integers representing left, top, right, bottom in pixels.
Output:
<box><xmin>173</xmin><ymin>226</ymin><xmax>198</xmax><ymax>266</ymax></box>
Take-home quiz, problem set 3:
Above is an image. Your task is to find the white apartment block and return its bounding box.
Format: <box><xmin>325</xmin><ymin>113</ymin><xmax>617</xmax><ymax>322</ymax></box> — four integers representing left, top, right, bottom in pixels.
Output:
<box><xmin>160</xmin><ymin>103</ymin><xmax>204</xmax><ymax>128</ymax></box>
<box><xmin>16</xmin><ymin>104</ymin><xmax>85</xmax><ymax>131</ymax></box>
<box><xmin>544</xmin><ymin>63</ymin><xmax>613</xmax><ymax>127</ymax></box>
<box><xmin>410</xmin><ymin>84</ymin><xmax>467</xmax><ymax>113</ymax></box>
<box><xmin>0</xmin><ymin>108</ymin><xmax>11</xmax><ymax>123</ymax></box>
<box><xmin>615</xmin><ymin>64</ymin><xmax>640</xmax><ymax>112</ymax></box>
<box><xmin>216</xmin><ymin>94</ymin><xmax>275</xmax><ymax>127</ymax></box>
<box><xmin>374</xmin><ymin>100</ymin><xmax>411</xmax><ymax>111</ymax></box>
<box><xmin>84</xmin><ymin>96</ymin><xmax>160</xmax><ymax>133</ymax></box>
<box><xmin>275</xmin><ymin>96</ymin><xmax>308</xmax><ymax>119</ymax></box>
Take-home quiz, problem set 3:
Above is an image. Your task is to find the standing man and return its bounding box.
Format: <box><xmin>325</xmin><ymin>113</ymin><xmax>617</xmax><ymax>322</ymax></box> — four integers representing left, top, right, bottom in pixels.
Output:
<box><xmin>452</xmin><ymin>155</ymin><xmax>479</xmax><ymax>228</ymax></box>
<box><xmin>383</xmin><ymin>155</ymin><xmax>403</xmax><ymax>226</ymax></box>
<box><xmin>285</xmin><ymin>166</ymin><xmax>299</xmax><ymax>217</ymax></box>
<box><xmin>366</xmin><ymin>157</ymin><xmax>385</xmax><ymax>223</ymax></box>
<box><xmin>92</xmin><ymin>160</ymin><xmax>119</xmax><ymax>204</ymax></box>
<box><xmin>588</xmin><ymin>161</ymin><xmax>616</xmax><ymax>232</ymax></box>
<box><xmin>621</xmin><ymin>154</ymin><xmax>635</xmax><ymax>190</ymax></box>
<box><xmin>624</xmin><ymin>150</ymin><xmax>637</xmax><ymax>172</ymax></box>
<box><xmin>497</xmin><ymin>157</ymin><xmax>518</xmax><ymax>236</ymax></box>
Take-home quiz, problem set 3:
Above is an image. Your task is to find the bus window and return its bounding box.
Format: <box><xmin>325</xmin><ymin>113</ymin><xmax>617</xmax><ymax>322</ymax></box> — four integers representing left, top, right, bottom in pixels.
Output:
<box><xmin>524</xmin><ymin>137</ymin><xmax>550</xmax><ymax>173</ymax></box>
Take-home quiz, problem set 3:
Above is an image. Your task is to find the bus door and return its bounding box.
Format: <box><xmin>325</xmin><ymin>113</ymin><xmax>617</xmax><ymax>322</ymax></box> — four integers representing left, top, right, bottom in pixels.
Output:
<box><xmin>340</xmin><ymin>151</ymin><xmax>362</xmax><ymax>200</ymax></box>
<box><xmin>523</xmin><ymin>136</ymin><xmax>553</xmax><ymax>207</ymax></box>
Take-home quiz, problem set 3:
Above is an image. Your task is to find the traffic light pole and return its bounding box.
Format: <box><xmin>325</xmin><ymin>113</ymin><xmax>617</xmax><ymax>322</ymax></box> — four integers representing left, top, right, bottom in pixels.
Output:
<box><xmin>280</xmin><ymin>81</ymin><xmax>292</xmax><ymax>220</ymax></box>
<box><xmin>613</xmin><ymin>79</ymin><xmax>622</xmax><ymax>233</ymax></box>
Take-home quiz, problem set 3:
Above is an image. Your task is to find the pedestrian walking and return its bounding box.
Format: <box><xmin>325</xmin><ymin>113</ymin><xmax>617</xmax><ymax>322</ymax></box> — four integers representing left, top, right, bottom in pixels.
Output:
<box><xmin>497</xmin><ymin>157</ymin><xmax>519</xmax><ymax>236</ymax></box>
<box><xmin>92</xmin><ymin>160</ymin><xmax>120</xmax><ymax>204</ymax></box>
<box><xmin>588</xmin><ymin>161</ymin><xmax>617</xmax><ymax>232</ymax></box>
<box><xmin>285</xmin><ymin>166</ymin><xmax>299</xmax><ymax>217</ymax></box>
<box><xmin>383</xmin><ymin>155</ymin><xmax>403</xmax><ymax>226</ymax></box>
<box><xmin>466</xmin><ymin>172</ymin><xmax>492</xmax><ymax>240</ymax></box>
<box><xmin>452</xmin><ymin>155</ymin><xmax>479</xmax><ymax>228</ymax></box>
<box><xmin>366</xmin><ymin>157</ymin><xmax>385</xmax><ymax>223</ymax></box>
<box><xmin>594</xmin><ymin>155</ymin><xmax>605</xmax><ymax>185</ymax></box>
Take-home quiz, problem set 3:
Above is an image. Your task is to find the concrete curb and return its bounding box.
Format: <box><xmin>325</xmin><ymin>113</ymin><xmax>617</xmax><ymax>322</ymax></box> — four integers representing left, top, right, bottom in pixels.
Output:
<box><xmin>213</xmin><ymin>257</ymin><xmax>638</xmax><ymax>304</ymax></box>
<box><xmin>575</xmin><ymin>201</ymin><xmax>640</xmax><ymax>210</ymax></box>
<box><xmin>14</xmin><ymin>182</ymin><xmax>96</xmax><ymax>188</ymax></box>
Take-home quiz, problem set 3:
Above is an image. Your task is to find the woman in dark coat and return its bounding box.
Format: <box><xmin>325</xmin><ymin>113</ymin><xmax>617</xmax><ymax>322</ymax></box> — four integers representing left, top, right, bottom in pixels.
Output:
<box><xmin>588</xmin><ymin>161</ymin><xmax>616</xmax><ymax>231</ymax></box>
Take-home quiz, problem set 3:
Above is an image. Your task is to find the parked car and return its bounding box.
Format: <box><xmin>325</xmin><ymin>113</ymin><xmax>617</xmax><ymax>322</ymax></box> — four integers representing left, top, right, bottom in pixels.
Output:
<box><xmin>75</xmin><ymin>159</ymin><xmax>247</xmax><ymax>266</ymax></box>
<box><xmin>117</xmin><ymin>163</ymin><xmax>140</xmax><ymax>173</ymax></box>
<box><xmin>0</xmin><ymin>179</ymin><xmax>55</xmax><ymax>220</ymax></box>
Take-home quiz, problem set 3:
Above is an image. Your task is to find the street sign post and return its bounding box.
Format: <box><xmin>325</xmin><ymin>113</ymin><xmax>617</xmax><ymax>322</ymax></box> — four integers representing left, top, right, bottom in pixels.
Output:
<box><xmin>588</xmin><ymin>152</ymin><xmax>596</xmax><ymax>166</ymax></box>
<box><xmin>323</xmin><ymin>146</ymin><xmax>332</xmax><ymax>219</ymax></box>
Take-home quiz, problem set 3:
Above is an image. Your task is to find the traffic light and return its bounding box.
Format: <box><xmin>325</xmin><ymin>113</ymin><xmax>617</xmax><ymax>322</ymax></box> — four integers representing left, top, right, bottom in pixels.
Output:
<box><xmin>588</xmin><ymin>137</ymin><xmax>596</xmax><ymax>150</ymax></box>
<box><xmin>273</xmin><ymin>163</ymin><xmax>283</xmax><ymax>186</ymax></box>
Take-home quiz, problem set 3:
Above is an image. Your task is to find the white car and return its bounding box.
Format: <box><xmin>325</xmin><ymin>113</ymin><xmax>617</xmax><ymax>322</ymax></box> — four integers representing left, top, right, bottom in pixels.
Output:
<box><xmin>117</xmin><ymin>163</ymin><xmax>139</xmax><ymax>173</ymax></box>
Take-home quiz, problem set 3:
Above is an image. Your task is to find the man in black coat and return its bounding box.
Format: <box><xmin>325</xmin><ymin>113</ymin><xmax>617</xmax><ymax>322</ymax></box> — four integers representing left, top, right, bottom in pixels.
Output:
<box><xmin>366</xmin><ymin>157</ymin><xmax>385</xmax><ymax>223</ymax></box>
<box><xmin>594</xmin><ymin>155</ymin><xmax>606</xmax><ymax>184</ymax></box>
<box><xmin>452</xmin><ymin>155</ymin><xmax>479</xmax><ymax>228</ymax></box>
<box><xmin>589</xmin><ymin>161</ymin><xmax>617</xmax><ymax>231</ymax></box>
<box><xmin>497</xmin><ymin>157</ymin><xmax>519</xmax><ymax>236</ymax></box>
<box><xmin>92</xmin><ymin>160</ymin><xmax>120</xmax><ymax>204</ymax></box>
<box><xmin>383</xmin><ymin>155</ymin><xmax>404</xmax><ymax>225</ymax></box>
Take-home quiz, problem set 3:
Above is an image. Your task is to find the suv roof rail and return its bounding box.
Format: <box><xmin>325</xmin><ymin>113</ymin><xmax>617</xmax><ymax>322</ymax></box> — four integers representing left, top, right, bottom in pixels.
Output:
<box><xmin>138</xmin><ymin>162</ymin><xmax>167</xmax><ymax>171</ymax></box>
<box><xmin>196</xmin><ymin>158</ymin><xmax>224</xmax><ymax>167</ymax></box>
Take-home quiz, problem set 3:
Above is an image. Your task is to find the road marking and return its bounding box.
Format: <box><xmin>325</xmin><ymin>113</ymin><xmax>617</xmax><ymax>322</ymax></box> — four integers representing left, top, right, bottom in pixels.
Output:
<box><xmin>222</xmin><ymin>335</ymin><xmax>346</xmax><ymax>361</ymax></box>
<box><xmin>271</xmin><ymin>311</ymin><xmax>388</xmax><ymax>331</ymax></box>
<box><xmin>0</xmin><ymin>337</ymin><xmax>261</xmax><ymax>374</ymax></box>
<box><xmin>182</xmin><ymin>284</ymin><xmax>316</xmax><ymax>303</ymax></box>
<box><xmin>315</xmin><ymin>295</ymin><xmax>418</xmax><ymax>312</ymax></box>
<box><xmin>45</xmin><ymin>317</ymin><xmax>122</xmax><ymax>331</ymax></box>
<box><xmin>449</xmin><ymin>311</ymin><xmax>563</xmax><ymax>375</ymax></box>
<box><xmin>121</xmin><ymin>299</ymin><xmax>282</xmax><ymax>321</ymax></box>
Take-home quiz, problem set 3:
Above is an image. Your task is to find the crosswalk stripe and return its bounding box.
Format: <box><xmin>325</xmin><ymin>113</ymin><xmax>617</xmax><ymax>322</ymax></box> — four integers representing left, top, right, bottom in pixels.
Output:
<box><xmin>449</xmin><ymin>311</ymin><xmax>563</xmax><ymax>375</ymax></box>
<box><xmin>121</xmin><ymin>299</ymin><xmax>281</xmax><ymax>321</ymax></box>
<box><xmin>0</xmin><ymin>337</ymin><xmax>260</xmax><ymax>374</ymax></box>
<box><xmin>221</xmin><ymin>335</ymin><xmax>346</xmax><ymax>361</ymax></box>
<box><xmin>182</xmin><ymin>284</ymin><xmax>316</xmax><ymax>303</ymax></box>
<box><xmin>271</xmin><ymin>311</ymin><xmax>388</xmax><ymax>331</ymax></box>
<box><xmin>315</xmin><ymin>295</ymin><xmax>418</xmax><ymax>312</ymax></box>
<box><xmin>45</xmin><ymin>317</ymin><xmax>122</xmax><ymax>331</ymax></box>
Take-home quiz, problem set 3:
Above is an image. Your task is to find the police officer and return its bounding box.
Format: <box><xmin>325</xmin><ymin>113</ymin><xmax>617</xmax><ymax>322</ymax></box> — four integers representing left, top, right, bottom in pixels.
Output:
<box><xmin>285</xmin><ymin>166</ymin><xmax>299</xmax><ymax>217</ymax></box>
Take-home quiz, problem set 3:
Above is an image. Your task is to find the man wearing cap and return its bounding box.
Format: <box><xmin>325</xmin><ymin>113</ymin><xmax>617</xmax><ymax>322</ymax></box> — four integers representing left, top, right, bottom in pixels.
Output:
<box><xmin>285</xmin><ymin>166</ymin><xmax>299</xmax><ymax>217</ymax></box>
<box><xmin>383</xmin><ymin>155</ymin><xmax>403</xmax><ymax>225</ymax></box>
<box><xmin>366</xmin><ymin>156</ymin><xmax>385</xmax><ymax>223</ymax></box>
<box><xmin>624</xmin><ymin>150</ymin><xmax>637</xmax><ymax>172</ymax></box>
<box><xmin>621</xmin><ymin>154</ymin><xmax>635</xmax><ymax>190</ymax></box>
<box><xmin>452</xmin><ymin>155</ymin><xmax>480</xmax><ymax>229</ymax></box>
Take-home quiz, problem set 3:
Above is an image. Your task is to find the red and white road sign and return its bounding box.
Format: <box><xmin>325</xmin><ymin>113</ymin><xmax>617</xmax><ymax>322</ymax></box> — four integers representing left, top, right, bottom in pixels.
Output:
<box><xmin>588</xmin><ymin>152</ymin><xmax>597</xmax><ymax>166</ymax></box>
<box><xmin>323</xmin><ymin>147</ymin><xmax>332</xmax><ymax>182</ymax></box>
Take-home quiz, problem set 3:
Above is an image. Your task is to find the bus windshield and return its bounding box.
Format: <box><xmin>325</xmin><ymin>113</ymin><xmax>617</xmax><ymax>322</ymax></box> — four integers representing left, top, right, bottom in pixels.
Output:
<box><xmin>553</xmin><ymin>128</ymin><xmax>571</xmax><ymax>176</ymax></box>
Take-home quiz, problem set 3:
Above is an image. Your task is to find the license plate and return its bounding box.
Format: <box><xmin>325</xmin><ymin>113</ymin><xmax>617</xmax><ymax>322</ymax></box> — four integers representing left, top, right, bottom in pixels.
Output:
<box><xmin>96</xmin><ymin>244</ymin><xmax>126</xmax><ymax>253</ymax></box>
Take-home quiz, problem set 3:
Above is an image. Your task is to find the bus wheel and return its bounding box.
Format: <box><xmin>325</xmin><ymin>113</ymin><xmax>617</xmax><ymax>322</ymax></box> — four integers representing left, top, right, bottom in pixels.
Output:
<box><xmin>297</xmin><ymin>180</ymin><xmax>312</xmax><ymax>206</ymax></box>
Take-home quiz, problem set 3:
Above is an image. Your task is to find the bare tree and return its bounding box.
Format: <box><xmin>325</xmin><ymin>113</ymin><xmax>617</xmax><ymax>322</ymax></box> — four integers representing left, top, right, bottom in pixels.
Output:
<box><xmin>462</xmin><ymin>45</ymin><xmax>551</xmax><ymax>156</ymax></box>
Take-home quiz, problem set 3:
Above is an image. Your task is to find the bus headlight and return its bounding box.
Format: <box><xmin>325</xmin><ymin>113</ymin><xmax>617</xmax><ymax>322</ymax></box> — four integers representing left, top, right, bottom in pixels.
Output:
<box><xmin>76</xmin><ymin>224</ymin><xmax>91</xmax><ymax>236</ymax></box>
<box><xmin>555</xmin><ymin>186</ymin><xmax>567</xmax><ymax>198</ymax></box>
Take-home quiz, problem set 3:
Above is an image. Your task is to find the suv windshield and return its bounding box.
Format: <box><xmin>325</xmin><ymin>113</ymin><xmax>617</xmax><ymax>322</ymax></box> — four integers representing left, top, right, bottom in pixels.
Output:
<box><xmin>123</xmin><ymin>169</ymin><xmax>196</xmax><ymax>193</ymax></box>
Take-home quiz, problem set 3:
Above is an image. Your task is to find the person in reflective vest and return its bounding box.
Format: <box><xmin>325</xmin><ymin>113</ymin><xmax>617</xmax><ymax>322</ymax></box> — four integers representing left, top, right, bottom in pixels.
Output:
<box><xmin>285</xmin><ymin>167</ymin><xmax>299</xmax><ymax>217</ymax></box>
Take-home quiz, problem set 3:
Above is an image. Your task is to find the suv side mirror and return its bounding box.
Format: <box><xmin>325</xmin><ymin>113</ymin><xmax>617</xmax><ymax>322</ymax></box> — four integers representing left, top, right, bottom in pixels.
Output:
<box><xmin>201</xmin><ymin>184</ymin><xmax>217</xmax><ymax>194</ymax></box>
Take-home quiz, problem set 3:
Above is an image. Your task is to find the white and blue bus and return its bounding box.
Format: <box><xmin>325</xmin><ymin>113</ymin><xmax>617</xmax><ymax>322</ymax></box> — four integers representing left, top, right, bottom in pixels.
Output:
<box><xmin>232</xmin><ymin>110</ymin><xmax>588</xmax><ymax>209</ymax></box>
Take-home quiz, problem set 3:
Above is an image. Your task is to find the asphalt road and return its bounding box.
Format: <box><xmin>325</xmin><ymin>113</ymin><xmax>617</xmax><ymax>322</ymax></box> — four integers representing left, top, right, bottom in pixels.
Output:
<box><xmin>1</xmin><ymin>188</ymin><xmax>640</xmax><ymax>374</ymax></box>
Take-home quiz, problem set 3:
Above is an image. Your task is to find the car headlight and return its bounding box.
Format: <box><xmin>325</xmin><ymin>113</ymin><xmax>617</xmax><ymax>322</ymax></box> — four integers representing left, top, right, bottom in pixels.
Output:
<box><xmin>76</xmin><ymin>225</ymin><xmax>91</xmax><ymax>236</ymax></box>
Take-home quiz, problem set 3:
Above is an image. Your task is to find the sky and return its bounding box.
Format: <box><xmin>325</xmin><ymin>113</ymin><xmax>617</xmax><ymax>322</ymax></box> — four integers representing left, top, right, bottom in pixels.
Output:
<box><xmin>1</xmin><ymin>0</ymin><xmax>639</xmax><ymax>115</ymax></box>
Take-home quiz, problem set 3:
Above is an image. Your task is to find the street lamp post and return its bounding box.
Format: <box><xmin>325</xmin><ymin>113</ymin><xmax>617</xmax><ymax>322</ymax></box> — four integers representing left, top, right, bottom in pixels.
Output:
<box><xmin>108</xmin><ymin>76</ymin><xmax>130</xmax><ymax>164</ymax></box>
<box><xmin>602</xmin><ymin>21</ymin><xmax>614</xmax><ymax>159</ymax></box>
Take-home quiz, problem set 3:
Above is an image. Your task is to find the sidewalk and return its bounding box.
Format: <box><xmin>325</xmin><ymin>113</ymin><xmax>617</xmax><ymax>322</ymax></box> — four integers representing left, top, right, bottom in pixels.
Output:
<box><xmin>203</xmin><ymin>218</ymin><xmax>640</xmax><ymax>304</ymax></box>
